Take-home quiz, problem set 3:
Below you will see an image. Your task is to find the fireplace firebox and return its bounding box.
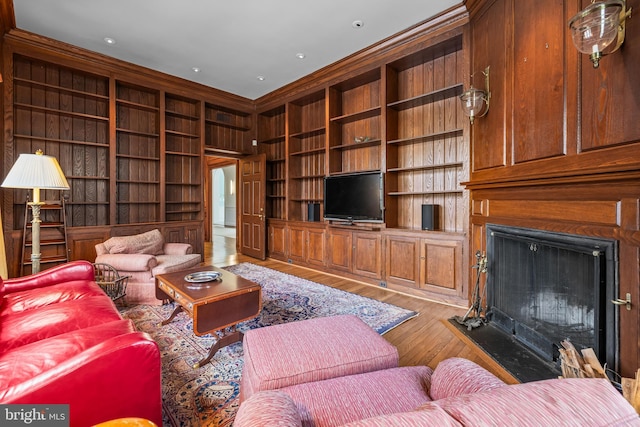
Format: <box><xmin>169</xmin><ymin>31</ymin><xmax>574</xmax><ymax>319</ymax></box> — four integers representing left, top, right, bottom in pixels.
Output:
<box><xmin>485</xmin><ymin>224</ymin><xmax>619</xmax><ymax>375</ymax></box>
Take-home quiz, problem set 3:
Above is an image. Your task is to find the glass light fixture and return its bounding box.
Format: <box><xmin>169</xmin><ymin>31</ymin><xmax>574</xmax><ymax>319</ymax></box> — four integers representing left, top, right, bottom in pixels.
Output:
<box><xmin>1</xmin><ymin>150</ymin><xmax>69</xmax><ymax>273</ymax></box>
<box><xmin>460</xmin><ymin>66</ymin><xmax>490</xmax><ymax>125</ymax></box>
<box><xmin>569</xmin><ymin>0</ymin><xmax>632</xmax><ymax>68</ymax></box>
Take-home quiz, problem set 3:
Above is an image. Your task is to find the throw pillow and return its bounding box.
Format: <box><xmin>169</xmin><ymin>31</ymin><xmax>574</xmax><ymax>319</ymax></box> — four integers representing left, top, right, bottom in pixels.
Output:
<box><xmin>103</xmin><ymin>229</ymin><xmax>165</xmax><ymax>255</ymax></box>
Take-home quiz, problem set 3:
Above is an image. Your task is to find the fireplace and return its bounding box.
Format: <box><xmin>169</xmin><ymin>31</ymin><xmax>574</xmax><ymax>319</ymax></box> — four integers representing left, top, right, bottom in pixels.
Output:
<box><xmin>485</xmin><ymin>224</ymin><xmax>619</xmax><ymax>377</ymax></box>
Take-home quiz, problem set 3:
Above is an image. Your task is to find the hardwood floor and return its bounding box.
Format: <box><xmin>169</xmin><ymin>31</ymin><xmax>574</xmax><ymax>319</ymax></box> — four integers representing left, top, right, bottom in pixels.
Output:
<box><xmin>204</xmin><ymin>235</ymin><xmax>519</xmax><ymax>385</ymax></box>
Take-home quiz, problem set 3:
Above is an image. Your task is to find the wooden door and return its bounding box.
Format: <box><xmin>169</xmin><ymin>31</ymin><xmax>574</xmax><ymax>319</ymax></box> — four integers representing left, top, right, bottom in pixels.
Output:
<box><xmin>239</xmin><ymin>154</ymin><xmax>267</xmax><ymax>259</ymax></box>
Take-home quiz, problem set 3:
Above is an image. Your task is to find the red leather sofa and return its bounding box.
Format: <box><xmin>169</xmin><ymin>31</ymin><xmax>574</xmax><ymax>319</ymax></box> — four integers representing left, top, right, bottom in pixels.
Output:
<box><xmin>0</xmin><ymin>260</ymin><xmax>162</xmax><ymax>426</ymax></box>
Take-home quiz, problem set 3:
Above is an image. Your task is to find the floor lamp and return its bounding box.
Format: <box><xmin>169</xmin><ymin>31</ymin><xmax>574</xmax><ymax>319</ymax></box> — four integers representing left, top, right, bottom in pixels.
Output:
<box><xmin>2</xmin><ymin>150</ymin><xmax>69</xmax><ymax>274</ymax></box>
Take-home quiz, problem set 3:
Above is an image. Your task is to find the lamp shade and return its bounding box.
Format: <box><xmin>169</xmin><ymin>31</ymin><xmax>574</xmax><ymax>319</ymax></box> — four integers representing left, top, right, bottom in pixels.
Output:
<box><xmin>2</xmin><ymin>150</ymin><xmax>70</xmax><ymax>192</ymax></box>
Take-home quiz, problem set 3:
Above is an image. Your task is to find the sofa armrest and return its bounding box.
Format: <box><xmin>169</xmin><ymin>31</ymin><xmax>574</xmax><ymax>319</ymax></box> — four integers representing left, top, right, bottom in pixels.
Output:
<box><xmin>428</xmin><ymin>358</ymin><xmax>506</xmax><ymax>401</ymax></box>
<box><xmin>95</xmin><ymin>242</ymin><xmax>109</xmax><ymax>256</ymax></box>
<box><xmin>434</xmin><ymin>378</ymin><xmax>640</xmax><ymax>426</ymax></box>
<box><xmin>95</xmin><ymin>254</ymin><xmax>158</xmax><ymax>272</ymax></box>
<box><xmin>3</xmin><ymin>260</ymin><xmax>95</xmax><ymax>294</ymax></box>
<box><xmin>234</xmin><ymin>391</ymin><xmax>302</xmax><ymax>427</ymax></box>
<box><xmin>0</xmin><ymin>332</ymin><xmax>162</xmax><ymax>426</ymax></box>
<box><xmin>163</xmin><ymin>242</ymin><xmax>193</xmax><ymax>255</ymax></box>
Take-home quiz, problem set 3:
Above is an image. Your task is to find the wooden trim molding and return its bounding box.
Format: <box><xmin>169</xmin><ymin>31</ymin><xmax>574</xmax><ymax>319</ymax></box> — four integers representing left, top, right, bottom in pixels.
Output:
<box><xmin>0</xmin><ymin>0</ymin><xmax>15</xmax><ymax>36</ymax></box>
<box><xmin>3</xmin><ymin>29</ymin><xmax>254</xmax><ymax>109</ymax></box>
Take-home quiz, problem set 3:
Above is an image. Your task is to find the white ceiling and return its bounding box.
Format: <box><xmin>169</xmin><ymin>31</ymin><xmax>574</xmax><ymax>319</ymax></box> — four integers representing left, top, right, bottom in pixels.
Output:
<box><xmin>13</xmin><ymin>0</ymin><xmax>460</xmax><ymax>100</ymax></box>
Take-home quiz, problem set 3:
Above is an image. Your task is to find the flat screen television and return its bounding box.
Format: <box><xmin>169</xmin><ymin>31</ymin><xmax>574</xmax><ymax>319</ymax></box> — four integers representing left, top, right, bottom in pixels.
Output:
<box><xmin>323</xmin><ymin>171</ymin><xmax>384</xmax><ymax>223</ymax></box>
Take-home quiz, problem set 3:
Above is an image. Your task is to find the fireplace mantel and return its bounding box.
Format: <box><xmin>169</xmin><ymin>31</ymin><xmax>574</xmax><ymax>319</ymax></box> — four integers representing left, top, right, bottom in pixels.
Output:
<box><xmin>469</xmin><ymin>180</ymin><xmax>640</xmax><ymax>378</ymax></box>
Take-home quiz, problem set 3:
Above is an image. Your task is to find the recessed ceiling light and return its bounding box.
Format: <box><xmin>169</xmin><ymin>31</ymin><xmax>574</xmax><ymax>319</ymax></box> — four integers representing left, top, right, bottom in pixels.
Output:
<box><xmin>257</xmin><ymin>76</ymin><xmax>265</xmax><ymax>81</ymax></box>
<box><xmin>352</xmin><ymin>20</ymin><xmax>364</xmax><ymax>29</ymax></box>
<box><xmin>192</xmin><ymin>67</ymin><xmax>201</xmax><ymax>73</ymax></box>
<box><xmin>296</xmin><ymin>53</ymin><xmax>306</xmax><ymax>59</ymax></box>
<box><xmin>104</xmin><ymin>37</ymin><xmax>116</xmax><ymax>45</ymax></box>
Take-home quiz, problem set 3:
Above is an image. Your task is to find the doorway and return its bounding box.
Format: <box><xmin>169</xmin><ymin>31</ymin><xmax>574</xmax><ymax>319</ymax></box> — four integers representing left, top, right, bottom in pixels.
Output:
<box><xmin>205</xmin><ymin>156</ymin><xmax>238</xmax><ymax>243</ymax></box>
<box><xmin>212</xmin><ymin>169</ymin><xmax>226</xmax><ymax>227</ymax></box>
<box><xmin>211</xmin><ymin>164</ymin><xmax>237</xmax><ymax>237</ymax></box>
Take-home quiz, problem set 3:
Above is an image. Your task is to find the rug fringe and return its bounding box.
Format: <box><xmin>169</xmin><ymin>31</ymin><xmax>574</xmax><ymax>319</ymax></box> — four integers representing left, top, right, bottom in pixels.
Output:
<box><xmin>380</xmin><ymin>312</ymin><xmax>420</xmax><ymax>335</ymax></box>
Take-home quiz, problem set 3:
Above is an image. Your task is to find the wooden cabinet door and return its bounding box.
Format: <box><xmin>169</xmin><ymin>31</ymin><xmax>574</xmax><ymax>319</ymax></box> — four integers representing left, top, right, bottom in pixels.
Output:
<box><xmin>326</xmin><ymin>229</ymin><xmax>352</xmax><ymax>272</ymax></box>
<box><xmin>267</xmin><ymin>221</ymin><xmax>286</xmax><ymax>259</ymax></box>
<box><xmin>419</xmin><ymin>237</ymin><xmax>464</xmax><ymax>298</ymax></box>
<box><xmin>287</xmin><ymin>225</ymin><xmax>306</xmax><ymax>263</ymax></box>
<box><xmin>306</xmin><ymin>227</ymin><xmax>326</xmax><ymax>267</ymax></box>
<box><xmin>352</xmin><ymin>231</ymin><xmax>382</xmax><ymax>280</ymax></box>
<box><xmin>385</xmin><ymin>234</ymin><xmax>420</xmax><ymax>288</ymax></box>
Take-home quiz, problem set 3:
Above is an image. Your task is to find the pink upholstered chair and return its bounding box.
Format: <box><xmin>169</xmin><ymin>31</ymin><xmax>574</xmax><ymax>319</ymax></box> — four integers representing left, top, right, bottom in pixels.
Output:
<box><xmin>94</xmin><ymin>229</ymin><xmax>201</xmax><ymax>305</ymax></box>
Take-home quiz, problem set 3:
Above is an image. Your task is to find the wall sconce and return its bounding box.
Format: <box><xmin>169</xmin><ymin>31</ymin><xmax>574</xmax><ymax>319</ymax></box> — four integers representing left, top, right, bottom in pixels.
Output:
<box><xmin>460</xmin><ymin>66</ymin><xmax>490</xmax><ymax>125</ymax></box>
<box><xmin>229</xmin><ymin>179</ymin><xmax>235</xmax><ymax>195</ymax></box>
<box><xmin>569</xmin><ymin>0</ymin><xmax>632</xmax><ymax>68</ymax></box>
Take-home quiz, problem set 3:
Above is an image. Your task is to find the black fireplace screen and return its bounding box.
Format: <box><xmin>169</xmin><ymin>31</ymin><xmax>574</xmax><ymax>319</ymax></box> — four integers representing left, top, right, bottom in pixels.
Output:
<box><xmin>486</xmin><ymin>224</ymin><xmax>618</xmax><ymax>371</ymax></box>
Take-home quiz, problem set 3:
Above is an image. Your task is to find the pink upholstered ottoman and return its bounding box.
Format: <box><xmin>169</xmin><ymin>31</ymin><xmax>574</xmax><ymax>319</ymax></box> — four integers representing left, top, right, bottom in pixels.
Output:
<box><xmin>240</xmin><ymin>314</ymin><xmax>399</xmax><ymax>402</ymax></box>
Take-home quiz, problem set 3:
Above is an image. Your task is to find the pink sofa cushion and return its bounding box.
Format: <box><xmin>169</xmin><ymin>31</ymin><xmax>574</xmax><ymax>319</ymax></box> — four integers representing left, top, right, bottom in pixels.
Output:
<box><xmin>280</xmin><ymin>366</ymin><xmax>433</xmax><ymax>427</ymax></box>
<box><xmin>428</xmin><ymin>357</ymin><xmax>506</xmax><ymax>400</ymax></box>
<box><xmin>342</xmin><ymin>406</ymin><xmax>462</xmax><ymax>427</ymax></box>
<box><xmin>433</xmin><ymin>378</ymin><xmax>640</xmax><ymax>427</ymax></box>
<box><xmin>234</xmin><ymin>391</ymin><xmax>302</xmax><ymax>427</ymax></box>
<box><xmin>103</xmin><ymin>229</ymin><xmax>164</xmax><ymax>255</ymax></box>
<box><xmin>94</xmin><ymin>253</ymin><xmax>158</xmax><ymax>273</ymax></box>
<box><xmin>241</xmin><ymin>315</ymin><xmax>399</xmax><ymax>401</ymax></box>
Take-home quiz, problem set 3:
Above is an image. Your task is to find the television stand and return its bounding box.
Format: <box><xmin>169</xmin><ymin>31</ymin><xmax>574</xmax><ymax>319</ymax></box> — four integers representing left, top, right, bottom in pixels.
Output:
<box><xmin>328</xmin><ymin>222</ymin><xmax>382</xmax><ymax>231</ymax></box>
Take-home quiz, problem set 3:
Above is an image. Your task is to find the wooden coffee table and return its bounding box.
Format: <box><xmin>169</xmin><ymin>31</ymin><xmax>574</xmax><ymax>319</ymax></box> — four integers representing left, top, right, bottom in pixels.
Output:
<box><xmin>155</xmin><ymin>265</ymin><xmax>262</xmax><ymax>368</ymax></box>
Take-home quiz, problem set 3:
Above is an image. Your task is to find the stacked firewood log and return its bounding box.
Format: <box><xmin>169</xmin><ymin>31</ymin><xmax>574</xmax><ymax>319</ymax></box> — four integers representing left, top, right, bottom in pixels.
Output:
<box><xmin>559</xmin><ymin>340</ymin><xmax>640</xmax><ymax>412</ymax></box>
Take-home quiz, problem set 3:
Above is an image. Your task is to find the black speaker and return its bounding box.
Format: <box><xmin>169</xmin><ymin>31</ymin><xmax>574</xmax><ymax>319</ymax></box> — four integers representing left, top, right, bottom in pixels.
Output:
<box><xmin>421</xmin><ymin>204</ymin><xmax>438</xmax><ymax>230</ymax></box>
<box><xmin>308</xmin><ymin>202</ymin><xmax>321</xmax><ymax>222</ymax></box>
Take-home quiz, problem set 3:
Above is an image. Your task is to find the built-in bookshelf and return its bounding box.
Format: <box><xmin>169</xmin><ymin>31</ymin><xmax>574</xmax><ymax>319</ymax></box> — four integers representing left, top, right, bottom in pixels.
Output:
<box><xmin>384</xmin><ymin>35</ymin><xmax>466</xmax><ymax>231</ymax></box>
<box><xmin>328</xmin><ymin>68</ymin><xmax>382</xmax><ymax>176</ymax></box>
<box><xmin>165</xmin><ymin>94</ymin><xmax>202</xmax><ymax>221</ymax></box>
<box><xmin>258</xmin><ymin>105</ymin><xmax>287</xmax><ymax>219</ymax></box>
<box><xmin>288</xmin><ymin>90</ymin><xmax>326</xmax><ymax>221</ymax></box>
<box><xmin>10</xmin><ymin>56</ymin><xmax>206</xmax><ymax>229</ymax></box>
<box><xmin>204</xmin><ymin>103</ymin><xmax>252</xmax><ymax>156</ymax></box>
<box><xmin>12</xmin><ymin>55</ymin><xmax>110</xmax><ymax>228</ymax></box>
<box><xmin>115</xmin><ymin>82</ymin><xmax>161</xmax><ymax>224</ymax></box>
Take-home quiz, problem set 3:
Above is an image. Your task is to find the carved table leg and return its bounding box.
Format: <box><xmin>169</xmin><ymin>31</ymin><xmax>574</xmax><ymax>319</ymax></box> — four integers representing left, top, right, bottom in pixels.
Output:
<box><xmin>193</xmin><ymin>326</ymin><xmax>244</xmax><ymax>369</ymax></box>
<box><xmin>160</xmin><ymin>304</ymin><xmax>184</xmax><ymax>326</ymax></box>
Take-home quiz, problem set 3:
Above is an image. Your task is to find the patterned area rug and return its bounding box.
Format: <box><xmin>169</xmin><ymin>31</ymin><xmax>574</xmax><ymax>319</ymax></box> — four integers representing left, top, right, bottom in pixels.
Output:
<box><xmin>121</xmin><ymin>262</ymin><xmax>418</xmax><ymax>426</ymax></box>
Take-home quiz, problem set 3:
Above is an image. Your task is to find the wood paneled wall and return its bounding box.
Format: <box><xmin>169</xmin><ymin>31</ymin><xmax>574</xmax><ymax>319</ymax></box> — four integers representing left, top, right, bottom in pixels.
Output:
<box><xmin>466</xmin><ymin>0</ymin><xmax>640</xmax><ymax>377</ymax></box>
